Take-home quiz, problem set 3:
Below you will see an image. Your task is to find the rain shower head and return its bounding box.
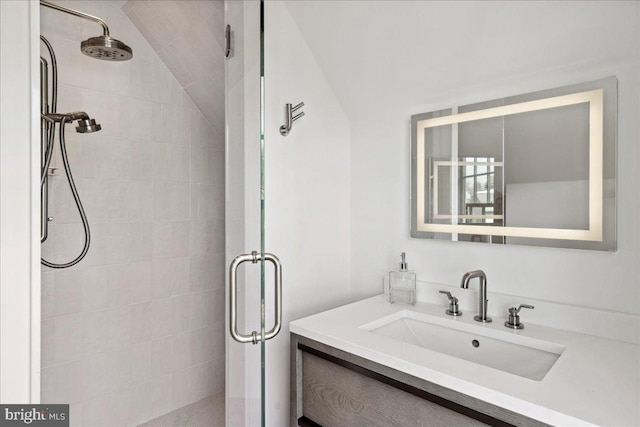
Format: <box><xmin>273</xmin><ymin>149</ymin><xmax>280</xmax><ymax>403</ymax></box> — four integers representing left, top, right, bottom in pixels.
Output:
<box><xmin>40</xmin><ymin>1</ymin><xmax>133</xmax><ymax>61</ymax></box>
<box><xmin>81</xmin><ymin>36</ymin><xmax>133</xmax><ymax>61</ymax></box>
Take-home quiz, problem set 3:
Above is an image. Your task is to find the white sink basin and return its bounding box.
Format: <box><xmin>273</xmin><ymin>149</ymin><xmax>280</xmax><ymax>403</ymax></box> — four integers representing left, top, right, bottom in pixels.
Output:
<box><xmin>361</xmin><ymin>310</ymin><xmax>565</xmax><ymax>381</ymax></box>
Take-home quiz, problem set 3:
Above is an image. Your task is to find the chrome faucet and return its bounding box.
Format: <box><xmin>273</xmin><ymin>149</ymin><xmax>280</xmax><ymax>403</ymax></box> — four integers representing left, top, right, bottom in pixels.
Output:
<box><xmin>460</xmin><ymin>270</ymin><xmax>492</xmax><ymax>323</ymax></box>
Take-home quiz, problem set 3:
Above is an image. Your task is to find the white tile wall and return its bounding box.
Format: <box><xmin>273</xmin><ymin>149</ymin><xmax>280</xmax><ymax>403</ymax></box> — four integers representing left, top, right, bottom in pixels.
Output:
<box><xmin>40</xmin><ymin>1</ymin><xmax>224</xmax><ymax>425</ymax></box>
<box><xmin>123</xmin><ymin>0</ymin><xmax>226</xmax><ymax>135</ymax></box>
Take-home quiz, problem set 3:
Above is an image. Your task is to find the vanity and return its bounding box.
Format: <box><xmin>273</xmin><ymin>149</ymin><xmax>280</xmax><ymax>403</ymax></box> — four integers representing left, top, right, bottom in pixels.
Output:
<box><xmin>289</xmin><ymin>292</ymin><xmax>639</xmax><ymax>426</ymax></box>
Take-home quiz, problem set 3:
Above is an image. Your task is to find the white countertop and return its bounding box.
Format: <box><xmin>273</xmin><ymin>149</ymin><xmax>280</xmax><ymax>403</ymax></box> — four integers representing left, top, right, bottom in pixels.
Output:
<box><xmin>290</xmin><ymin>295</ymin><xmax>640</xmax><ymax>426</ymax></box>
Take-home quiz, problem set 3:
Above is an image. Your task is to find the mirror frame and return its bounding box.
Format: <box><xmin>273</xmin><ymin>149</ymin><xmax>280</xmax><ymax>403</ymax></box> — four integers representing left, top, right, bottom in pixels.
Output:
<box><xmin>410</xmin><ymin>77</ymin><xmax>617</xmax><ymax>250</ymax></box>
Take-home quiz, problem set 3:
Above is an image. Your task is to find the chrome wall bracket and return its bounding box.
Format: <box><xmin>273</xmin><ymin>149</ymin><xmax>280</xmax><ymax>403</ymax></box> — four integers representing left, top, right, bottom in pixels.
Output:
<box><xmin>229</xmin><ymin>251</ymin><xmax>283</xmax><ymax>344</ymax></box>
<box><xmin>279</xmin><ymin>102</ymin><xmax>305</xmax><ymax>136</ymax></box>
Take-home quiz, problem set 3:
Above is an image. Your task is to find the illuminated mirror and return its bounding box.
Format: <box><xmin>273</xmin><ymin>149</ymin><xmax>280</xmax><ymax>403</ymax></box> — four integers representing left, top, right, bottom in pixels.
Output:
<box><xmin>411</xmin><ymin>77</ymin><xmax>617</xmax><ymax>250</ymax></box>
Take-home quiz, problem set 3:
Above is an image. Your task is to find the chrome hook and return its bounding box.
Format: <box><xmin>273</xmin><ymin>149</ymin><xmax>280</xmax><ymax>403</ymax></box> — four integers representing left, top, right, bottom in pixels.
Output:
<box><xmin>279</xmin><ymin>102</ymin><xmax>305</xmax><ymax>136</ymax></box>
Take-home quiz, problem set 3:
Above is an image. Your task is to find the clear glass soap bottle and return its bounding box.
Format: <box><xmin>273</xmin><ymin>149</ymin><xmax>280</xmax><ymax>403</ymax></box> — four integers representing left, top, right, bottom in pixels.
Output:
<box><xmin>389</xmin><ymin>252</ymin><xmax>416</xmax><ymax>305</ymax></box>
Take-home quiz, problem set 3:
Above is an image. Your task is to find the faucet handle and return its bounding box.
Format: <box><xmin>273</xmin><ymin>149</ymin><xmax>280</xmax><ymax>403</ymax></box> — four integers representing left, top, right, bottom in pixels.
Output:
<box><xmin>439</xmin><ymin>290</ymin><xmax>462</xmax><ymax>316</ymax></box>
<box><xmin>439</xmin><ymin>290</ymin><xmax>458</xmax><ymax>303</ymax></box>
<box><xmin>510</xmin><ymin>304</ymin><xmax>534</xmax><ymax>314</ymax></box>
<box><xmin>505</xmin><ymin>304</ymin><xmax>534</xmax><ymax>329</ymax></box>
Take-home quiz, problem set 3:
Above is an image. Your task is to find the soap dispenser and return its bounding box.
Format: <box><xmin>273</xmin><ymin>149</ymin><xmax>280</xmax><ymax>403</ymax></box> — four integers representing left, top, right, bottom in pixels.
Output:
<box><xmin>389</xmin><ymin>252</ymin><xmax>416</xmax><ymax>305</ymax></box>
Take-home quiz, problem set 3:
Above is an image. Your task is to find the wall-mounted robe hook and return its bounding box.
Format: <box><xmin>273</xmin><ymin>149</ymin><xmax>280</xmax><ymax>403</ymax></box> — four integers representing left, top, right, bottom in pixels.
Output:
<box><xmin>279</xmin><ymin>102</ymin><xmax>305</xmax><ymax>136</ymax></box>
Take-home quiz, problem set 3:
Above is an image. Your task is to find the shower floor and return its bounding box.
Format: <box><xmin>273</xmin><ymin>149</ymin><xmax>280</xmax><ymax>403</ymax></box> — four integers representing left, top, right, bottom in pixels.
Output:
<box><xmin>138</xmin><ymin>393</ymin><xmax>224</xmax><ymax>427</ymax></box>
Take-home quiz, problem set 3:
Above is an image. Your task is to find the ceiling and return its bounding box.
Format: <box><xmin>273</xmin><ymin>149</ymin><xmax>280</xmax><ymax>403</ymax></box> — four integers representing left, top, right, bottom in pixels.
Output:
<box><xmin>119</xmin><ymin>1</ymin><xmax>638</xmax><ymax>128</ymax></box>
<box><xmin>283</xmin><ymin>1</ymin><xmax>638</xmax><ymax>122</ymax></box>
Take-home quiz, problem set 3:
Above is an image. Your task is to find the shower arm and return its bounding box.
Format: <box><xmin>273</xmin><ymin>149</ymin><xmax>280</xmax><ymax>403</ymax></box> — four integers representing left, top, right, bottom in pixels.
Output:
<box><xmin>40</xmin><ymin>0</ymin><xmax>110</xmax><ymax>37</ymax></box>
<box><xmin>43</xmin><ymin>112</ymin><xmax>91</xmax><ymax>123</ymax></box>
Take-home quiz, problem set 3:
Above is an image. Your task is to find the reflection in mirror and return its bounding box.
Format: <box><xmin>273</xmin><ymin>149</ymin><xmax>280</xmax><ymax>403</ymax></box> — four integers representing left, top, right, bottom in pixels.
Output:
<box><xmin>411</xmin><ymin>77</ymin><xmax>617</xmax><ymax>250</ymax></box>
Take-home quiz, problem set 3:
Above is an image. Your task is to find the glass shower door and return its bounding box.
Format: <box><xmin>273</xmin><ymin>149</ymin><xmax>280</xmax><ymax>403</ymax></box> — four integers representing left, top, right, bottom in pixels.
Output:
<box><xmin>225</xmin><ymin>1</ymin><xmax>280</xmax><ymax>425</ymax></box>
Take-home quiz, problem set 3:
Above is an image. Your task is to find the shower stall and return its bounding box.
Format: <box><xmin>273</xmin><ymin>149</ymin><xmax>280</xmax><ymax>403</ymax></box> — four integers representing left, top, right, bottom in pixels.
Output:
<box><xmin>37</xmin><ymin>2</ymin><xmax>312</xmax><ymax>424</ymax></box>
<box><xmin>38</xmin><ymin>1</ymin><xmax>226</xmax><ymax>425</ymax></box>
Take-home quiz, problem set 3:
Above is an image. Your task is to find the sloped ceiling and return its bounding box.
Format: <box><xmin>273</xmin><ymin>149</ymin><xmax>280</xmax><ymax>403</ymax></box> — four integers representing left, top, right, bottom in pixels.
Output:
<box><xmin>122</xmin><ymin>0</ymin><xmax>225</xmax><ymax>134</ymax></box>
<box><xmin>121</xmin><ymin>1</ymin><xmax>638</xmax><ymax>128</ymax></box>
<box><xmin>284</xmin><ymin>1</ymin><xmax>639</xmax><ymax>122</ymax></box>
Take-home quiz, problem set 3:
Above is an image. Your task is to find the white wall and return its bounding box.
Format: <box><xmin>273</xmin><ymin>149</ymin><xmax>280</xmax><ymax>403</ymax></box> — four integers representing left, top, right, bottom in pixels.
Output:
<box><xmin>39</xmin><ymin>2</ymin><xmax>224</xmax><ymax>425</ymax></box>
<box><xmin>0</xmin><ymin>0</ymin><xmax>40</xmax><ymax>404</ymax></box>
<box><xmin>347</xmin><ymin>3</ymin><xmax>640</xmax><ymax>314</ymax></box>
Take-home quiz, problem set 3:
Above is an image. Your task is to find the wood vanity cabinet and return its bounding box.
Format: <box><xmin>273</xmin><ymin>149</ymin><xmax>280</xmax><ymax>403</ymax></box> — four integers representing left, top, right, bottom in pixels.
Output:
<box><xmin>290</xmin><ymin>334</ymin><xmax>547</xmax><ymax>427</ymax></box>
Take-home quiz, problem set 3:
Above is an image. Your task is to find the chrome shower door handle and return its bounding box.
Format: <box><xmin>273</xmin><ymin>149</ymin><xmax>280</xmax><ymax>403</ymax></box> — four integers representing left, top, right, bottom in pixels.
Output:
<box><xmin>229</xmin><ymin>251</ymin><xmax>283</xmax><ymax>344</ymax></box>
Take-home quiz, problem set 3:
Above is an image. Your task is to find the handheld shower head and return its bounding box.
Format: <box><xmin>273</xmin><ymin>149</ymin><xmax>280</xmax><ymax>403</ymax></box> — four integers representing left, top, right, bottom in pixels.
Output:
<box><xmin>75</xmin><ymin>118</ymin><xmax>101</xmax><ymax>133</ymax></box>
<box><xmin>81</xmin><ymin>36</ymin><xmax>133</xmax><ymax>61</ymax></box>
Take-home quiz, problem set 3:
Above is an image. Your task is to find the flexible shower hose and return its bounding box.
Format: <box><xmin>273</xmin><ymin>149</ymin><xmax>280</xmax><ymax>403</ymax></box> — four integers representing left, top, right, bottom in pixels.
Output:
<box><xmin>41</xmin><ymin>116</ymin><xmax>91</xmax><ymax>269</ymax></box>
